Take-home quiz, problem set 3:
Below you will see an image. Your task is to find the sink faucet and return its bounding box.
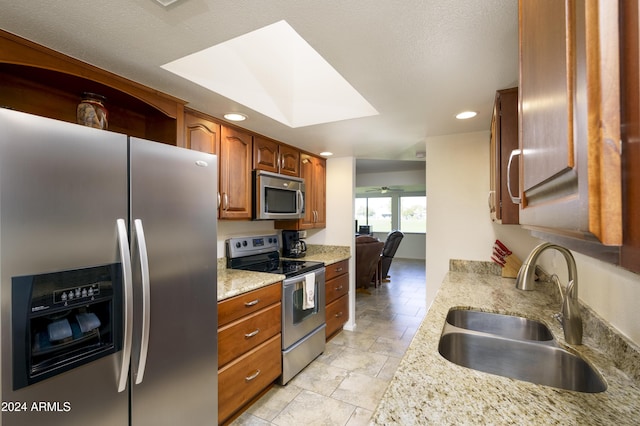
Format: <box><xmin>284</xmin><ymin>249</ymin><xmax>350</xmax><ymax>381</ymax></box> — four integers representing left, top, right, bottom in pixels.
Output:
<box><xmin>515</xmin><ymin>242</ymin><xmax>583</xmax><ymax>344</ymax></box>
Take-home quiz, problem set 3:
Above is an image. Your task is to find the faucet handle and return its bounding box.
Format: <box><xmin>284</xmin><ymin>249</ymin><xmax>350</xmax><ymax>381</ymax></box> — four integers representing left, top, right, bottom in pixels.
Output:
<box><xmin>562</xmin><ymin>280</ymin><xmax>583</xmax><ymax>344</ymax></box>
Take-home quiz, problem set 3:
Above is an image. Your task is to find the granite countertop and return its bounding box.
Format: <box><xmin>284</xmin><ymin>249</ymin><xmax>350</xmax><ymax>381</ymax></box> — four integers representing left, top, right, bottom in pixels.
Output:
<box><xmin>292</xmin><ymin>244</ymin><xmax>350</xmax><ymax>265</ymax></box>
<box><xmin>217</xmin><ymin>244</ymin><xmax>350</xmax><ymax>302</ymax></box>
<box><xmin>372</xmin><ymin>266</ymin><xmax>640</xmax><ymax>425</ymax></box>
<box><xmin>217</xmin><ymin>267</ymin><xmax>285</xmax><ymax>302</ymax></box>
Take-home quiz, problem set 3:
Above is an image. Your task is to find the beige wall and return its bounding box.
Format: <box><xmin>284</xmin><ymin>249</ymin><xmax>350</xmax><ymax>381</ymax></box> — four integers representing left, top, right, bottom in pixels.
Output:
<box><xmin>425</xmin><ymin>132</ymin><xmax>498</xmax><ymax>304</ymax></box>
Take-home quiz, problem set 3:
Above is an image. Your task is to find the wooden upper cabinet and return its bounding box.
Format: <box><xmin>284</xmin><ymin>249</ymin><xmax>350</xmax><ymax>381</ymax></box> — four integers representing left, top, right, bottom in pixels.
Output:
<box><xmin>489</xmin><ymin>87</ymin><xmax>519</xmax><ymax>225</ymax></box>
<box><xmin>620</xmin><ymin>1</ymin><xmax>640</xmax><ymax>273</ymax></box>
<box><xmin>299</xmin><ymin>154</ymin><xmax>326</xmax><ymax>229</ymax></box>
<box><xmin>183</xmin><ymin>109</ymin><xmax>220</xmax><ymax>155</ymax></box>
<box><xmin>279</xmin><ymin>145</ymin><xmax>301</xmax><ymax>177</ymax></box>
<box><xmin>219</xmin><ymin>125</ymin><xmax>252</xmax><ymax>220</ymax></box>
<box><xmin>274</xmin><ymin>153</ymin><xmax>326</xmax><ymax>230</ymax></box>
<box><xmin>0</xmin><ymin>30</ymin><xmax>184</xmax><ymax>146</ymax></box>
<box><xmin>518</xmin><ymin>0</ymin><xmax>622</xmax><ymax>249</ymax></box>
<box><xmin>253</xmin><ymin>136</ymin><xmax>300</xmax><ymax>177</ymax></box>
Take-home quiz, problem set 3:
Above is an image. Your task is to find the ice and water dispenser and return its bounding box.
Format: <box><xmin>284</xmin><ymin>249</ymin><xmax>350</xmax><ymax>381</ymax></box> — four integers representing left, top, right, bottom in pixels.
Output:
<box><xmin>12</xmin><ymin>264</ymin><xmax>122</xmax><ymax>389</ymax></box>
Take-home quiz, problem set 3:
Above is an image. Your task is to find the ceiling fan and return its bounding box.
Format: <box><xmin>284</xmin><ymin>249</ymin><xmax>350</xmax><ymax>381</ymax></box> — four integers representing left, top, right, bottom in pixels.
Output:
<box><xmin>365</xmin><ymin>186</ymin><xmax>404</xmax><ymax>194</ymax></box>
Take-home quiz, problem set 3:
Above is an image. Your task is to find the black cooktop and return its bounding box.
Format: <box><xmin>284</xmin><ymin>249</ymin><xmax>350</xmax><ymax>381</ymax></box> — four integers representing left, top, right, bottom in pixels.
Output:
<box><xmin>227</xmin><ymin>251</ymin><xmax>324</xmax><ymax>278</ymax></box>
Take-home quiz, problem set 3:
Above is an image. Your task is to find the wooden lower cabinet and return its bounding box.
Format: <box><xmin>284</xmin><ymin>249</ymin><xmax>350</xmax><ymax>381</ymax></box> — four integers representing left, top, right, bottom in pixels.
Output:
<box><xmin>218</xmin><ymin>302</ymin><xmax>281</xmax><ymax>368</ymax></box>
<box><xmin>326</xmin><ymin>294</ymin><xmax>349</xmax><ymax>339</ymax></box>
<box><xmin>217</xmin><ymin>283</ymin><xmax>282</xmax><ymax>424</ymax></box>
<box><xmin>324</xmin><ymin>260</ymin><xmax>350</xmax><ymax>339</ymax></box>
<box><xmin>218</xmin><ymin>335</ymin><xmax>281</xmax><ymax>424</ymax></box>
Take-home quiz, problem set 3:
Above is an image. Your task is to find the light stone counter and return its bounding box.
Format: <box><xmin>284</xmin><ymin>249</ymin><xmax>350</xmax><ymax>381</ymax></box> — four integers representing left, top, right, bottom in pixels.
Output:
<box><xmin>372</xmin><ymin>265</ymin><xmax>640</xmax><ymax>425</ymax></box>
<box><xmin>293</xmin><ymin>244</ymin><xmax>350</xmax><ymax>265</ymax></box>
<box><xmin>217</xmin><ymin>264</ymin><xmax>284</xmax><ymax>302</ymax></box>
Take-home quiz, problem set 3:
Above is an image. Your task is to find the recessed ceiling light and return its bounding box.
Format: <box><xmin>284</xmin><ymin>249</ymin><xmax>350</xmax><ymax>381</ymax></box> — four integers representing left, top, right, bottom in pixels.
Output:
<box><xmin>456</xmin><ymin>111</ymin><xmax>477</xmax><ymax>120</ymax></box>
<box><xmin>224</xmin><ymin>113</ymin><xmax>248</xmax><ymax>122</ymax></box>
<box><xmin>320</xmin><ymin>152</ymin><xmax>333</xmax><ymax>157</ymax></box>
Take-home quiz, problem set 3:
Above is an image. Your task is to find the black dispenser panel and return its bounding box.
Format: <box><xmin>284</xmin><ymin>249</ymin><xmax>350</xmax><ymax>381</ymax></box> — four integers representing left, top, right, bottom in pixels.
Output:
<box><xmin>12</xmin><ymin>264</ymin><xmax>122</xmax><ymax>390</ymax></box>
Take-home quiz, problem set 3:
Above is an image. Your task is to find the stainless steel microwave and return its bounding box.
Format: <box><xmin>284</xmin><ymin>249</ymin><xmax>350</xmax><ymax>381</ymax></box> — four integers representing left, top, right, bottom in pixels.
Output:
<box><xmin>253</xmin><ymin>170</ymin><xmax>305</xmax><ymax>220</ymax></box>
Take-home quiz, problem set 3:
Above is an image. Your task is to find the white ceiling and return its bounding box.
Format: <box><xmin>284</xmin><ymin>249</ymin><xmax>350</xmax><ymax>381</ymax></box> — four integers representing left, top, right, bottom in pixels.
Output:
<box><xmin>0</xmin><ymin>0</ymin><xmax>519</xmax><ymax>161</ymax></box>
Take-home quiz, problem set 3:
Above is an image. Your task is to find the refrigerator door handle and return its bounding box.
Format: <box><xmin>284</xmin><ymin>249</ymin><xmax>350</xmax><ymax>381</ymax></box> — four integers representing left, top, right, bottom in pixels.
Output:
<box><xmin>133</xmin><ymin>218</ymin><xmax>151</xmax><ymax>385</ymax></box>
<box><xmin>116</xmin><ymin>218</ymin><xmax>133</xmax><ymax>393</ymax></box>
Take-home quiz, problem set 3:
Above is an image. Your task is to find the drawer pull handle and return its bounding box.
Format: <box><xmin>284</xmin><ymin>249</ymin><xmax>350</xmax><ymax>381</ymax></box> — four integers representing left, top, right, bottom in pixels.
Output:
<box><xmin>335</xmin><ymin>267</ymin><xmax>343</xmax><ymax>272</ymax></box>
<box><xmin>244</xmin><ymin>329</ymin><xmax>260</xmax><ymax>338</ymax></box>
<box><xmin>335</xmin><ymin>285</ymin><xmax>343</xmax><ymax>291</ymax></box>
<box><xmin>244</xmin><ymin>299</ymin><xmax>260</xmax><ymax>307</ymax></box>
<box><xmin>245</xmin><ymin>369</ymin><xmax>261</xmax><ymax>382</ymax></box>
<box><xmin>335</xmin><ymin>311</ymin><xmax>343</xmax><ymax>318</ymax></box>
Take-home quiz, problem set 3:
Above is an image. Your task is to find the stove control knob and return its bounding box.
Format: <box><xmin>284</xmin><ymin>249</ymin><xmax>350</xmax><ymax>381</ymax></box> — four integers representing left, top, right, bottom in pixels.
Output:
<box><xmin>235</xmin><ymin>242</ymin><xmax>241</xmax><ymax>248</ymax></box>
<box><xmin>242</xmin><ymin>240</ymin><xmax>248</xmax><ymax>247</ymax></box>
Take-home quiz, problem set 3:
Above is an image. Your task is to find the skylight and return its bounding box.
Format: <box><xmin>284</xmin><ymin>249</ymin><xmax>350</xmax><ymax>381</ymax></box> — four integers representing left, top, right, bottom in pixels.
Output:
<box><xmin>161</xmin><ymin>20</ymin><xmax>378</xmax><ymax>128</ymax></box>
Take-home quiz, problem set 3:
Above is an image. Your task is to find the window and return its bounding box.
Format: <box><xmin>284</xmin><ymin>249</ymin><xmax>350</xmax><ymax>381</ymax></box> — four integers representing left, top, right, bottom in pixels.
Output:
<box><xmin>355</xmin><ymin>197</ymin><xmax>392</xmax><ymax>233</ymax></box>
<box><xmin>356</xmin><ymin>194</ymin><xmax>426</xmax><ymax>234</ymax></box>
<box><xmin>400</xmin><ymin>196</ymin><xmax>426</xmax><ymax>233</ymax></box>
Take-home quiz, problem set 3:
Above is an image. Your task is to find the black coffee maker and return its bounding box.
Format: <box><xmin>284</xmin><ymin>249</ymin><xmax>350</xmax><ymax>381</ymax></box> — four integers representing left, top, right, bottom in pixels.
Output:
<box><xmin>281</xmin><ymin>230</ymin><xmax>307</xmax><ymax>258</ymax></box>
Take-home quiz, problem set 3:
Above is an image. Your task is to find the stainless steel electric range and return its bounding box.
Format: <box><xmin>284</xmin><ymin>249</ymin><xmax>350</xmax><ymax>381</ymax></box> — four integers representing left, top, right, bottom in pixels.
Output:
<box><xmin>226</xmin><ymin>234</ymin><xmax>326</xmax><ymax>384</ymax></box>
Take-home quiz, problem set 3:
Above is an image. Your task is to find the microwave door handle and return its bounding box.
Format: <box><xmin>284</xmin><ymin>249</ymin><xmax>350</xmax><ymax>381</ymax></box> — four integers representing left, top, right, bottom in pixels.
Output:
<box><xmin>297</xmin><ymin>189</ymin><xmax>304</xmax><ymax>214</ymax></box>
<box><xmin>132</xmin><ymin>219</ymin><xmax>151</xmax><ymax>385</ymax></box>
<box><xmin>116</xmin><ymin>219</ymin><xmax>133</xmax><ymax>393</ymax></box>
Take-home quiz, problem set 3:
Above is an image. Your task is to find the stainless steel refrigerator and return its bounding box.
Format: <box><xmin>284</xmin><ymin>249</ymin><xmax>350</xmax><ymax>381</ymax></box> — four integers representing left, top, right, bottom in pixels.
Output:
<box><xmin>0</xmin><ymin>108</ymin><xmax>218</xmax><ymax>425</ymax></box>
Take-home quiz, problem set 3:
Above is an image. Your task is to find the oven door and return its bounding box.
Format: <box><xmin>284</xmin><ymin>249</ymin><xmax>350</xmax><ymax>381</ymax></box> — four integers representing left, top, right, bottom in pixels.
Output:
<box><xmin>281</xmin><ymin>268</ymin><xmax>326</xmax><ymax>350</ymax></box>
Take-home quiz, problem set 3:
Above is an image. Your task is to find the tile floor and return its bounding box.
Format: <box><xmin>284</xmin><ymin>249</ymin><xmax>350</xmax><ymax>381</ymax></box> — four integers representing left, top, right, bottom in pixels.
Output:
<box><xmin>231</xmin><ymin>258</ymin><xmax>427</xmax><ymax>426</ymax></box>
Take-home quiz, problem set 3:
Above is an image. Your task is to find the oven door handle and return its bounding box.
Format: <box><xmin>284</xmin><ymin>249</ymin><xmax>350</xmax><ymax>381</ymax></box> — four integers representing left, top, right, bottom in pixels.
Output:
<box><xmin>116</xmin><ymin>219</ymin><xmax>133</xmax><ymax>393</ymax></box>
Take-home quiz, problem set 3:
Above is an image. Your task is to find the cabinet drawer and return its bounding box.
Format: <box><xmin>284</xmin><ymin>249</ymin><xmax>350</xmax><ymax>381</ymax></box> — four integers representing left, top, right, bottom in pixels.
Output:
<box><xmin>325</xmin><ymin>273</ymin><xmax>349</xmax><ymax>304</ymax></box>
<box><xmin>325</xmin><ymin>260</ymin><xmax>349</xmax><ymax>281</ymax></box>
<box><xmin>325</xmin><ymin>294</ymin><xmax>349</xmax><ymax>339</ymax></box>
<box><xmin>218</xmin><ymin>302</ymin><xmax>281</xmax><ymax>367</ymax></box>
<box><xmin>218</xmin><ymin>334</ymin><xmax>282</xmax><ymax>424</ymax></box>
<box><xmin>218</xmin><ymin>283</ymin><xmax>281</xmax><ymax>327</ymax></box>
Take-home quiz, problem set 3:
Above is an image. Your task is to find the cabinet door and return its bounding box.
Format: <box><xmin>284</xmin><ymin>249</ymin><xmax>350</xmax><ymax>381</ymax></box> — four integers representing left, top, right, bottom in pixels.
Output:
<box><xmin>253</xmin><ymin>136</ymin><xmax>279</xmax><ymax>173</ymax></box>
<box><xmin>220</xmin><ymin>125</ymin><xmax>252</xmax><ymax>219</ymax></box>
<box><xmin>312</xmin><ymin>156</ymin><xmax>327</xmax><ymax>227</ymax></box>
<box><xmin>620</xmin><ymin>1</ymin><xmax>640</xmax><ymax>273</ymax></box>
<box><xmin>279</xmin><ymin>144</ymin><xmax>300</xmax><ymax>177</ymax></box>
<box><xmin>298</xmin><ymin>154</ymin><xmax>326</xmax><ymax>229</ymax></box>
<box><xmin>253</xmin><ymin>136</ymin><xmax>300</xmax><ymax>177</ymax></box>
<box><xmin>518</xmin><ymin>0</ymin><xmax>621</xmax><ymax>245</ymax></box>
<box><xmin>325</xmin><ymin>294</ymin><xmax>349</xmax><ymax>339</ymax></box>
<box><xmin>184</xmin><ymin>111</ymin><xmax>220</xmax><ymax>154</ymax></box>
<box><xmin>218</xmin><ymin>335</ymin><xmax>281</xmax><ymax>424</ymax></box>
<box><xmin>490</xmin><ymin>88</ymin><xmax>519</xmax><ymax>224</ymax></box>
<box><xmin>298</xmin><ymin>155</ymin><xmax>316</xmax><ymax>229</ymax></box>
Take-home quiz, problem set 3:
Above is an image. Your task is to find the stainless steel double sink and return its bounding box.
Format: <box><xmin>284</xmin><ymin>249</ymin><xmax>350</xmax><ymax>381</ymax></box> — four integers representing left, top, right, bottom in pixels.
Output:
<box><xmin>438</xmin><ymin>308</ymin><xmax>606</xmax><ymax>393</ymax></box>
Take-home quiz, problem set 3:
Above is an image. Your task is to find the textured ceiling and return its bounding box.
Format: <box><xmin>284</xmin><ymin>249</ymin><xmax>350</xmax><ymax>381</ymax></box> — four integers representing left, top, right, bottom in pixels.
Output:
<box><xmin>0</xmin><ymin>0</ymin><xmax>519</xmax><ymax>161</ymax></box>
